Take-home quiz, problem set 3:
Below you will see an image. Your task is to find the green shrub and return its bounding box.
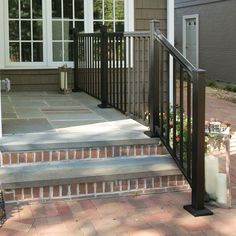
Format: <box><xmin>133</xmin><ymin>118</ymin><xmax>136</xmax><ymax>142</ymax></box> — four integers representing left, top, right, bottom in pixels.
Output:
<box><xmin>224</xmin><ymin>84</ymin><xmax>236</xmax><ymax>92</ymax></box>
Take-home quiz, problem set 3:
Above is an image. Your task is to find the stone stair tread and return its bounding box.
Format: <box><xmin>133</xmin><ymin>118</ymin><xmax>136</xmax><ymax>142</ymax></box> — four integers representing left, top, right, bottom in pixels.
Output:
<box><xmin>1</xmin><ymin>155</ymin><xmax>180</xmax><ymax>189</ymax></box>
<box><xmin>0</xmin><ymin>136</ymin><xmax>160</xmax><ymax>152</ymax></box>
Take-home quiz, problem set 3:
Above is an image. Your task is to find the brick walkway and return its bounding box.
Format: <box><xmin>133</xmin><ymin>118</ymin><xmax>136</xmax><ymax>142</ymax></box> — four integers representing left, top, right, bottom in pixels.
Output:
<box><xmin>1</xmin><ymin>191</ymin><xmax>236</xmax><ymax>236</ymax></box>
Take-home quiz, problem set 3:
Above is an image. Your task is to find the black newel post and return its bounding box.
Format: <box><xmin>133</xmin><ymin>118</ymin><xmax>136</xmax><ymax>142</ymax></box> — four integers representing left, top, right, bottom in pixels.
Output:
<box><xmin>184</xmin><ymin>70</ymin><xmax>213</xmax><ymax>217</ymax></box>
<box><xmin>98</xmin><ymin>25</ymin><xmax>110</xmax><ymax>108</ymax></box>
<box><xmin>72</xmin><ymin>28</ymin><xmax>81</xmax><ymax>92</ymax></box>
<box><xmin>145</xmin><ymin>20</ymin><xmax>160</xmax><ymax>137</ymax></box>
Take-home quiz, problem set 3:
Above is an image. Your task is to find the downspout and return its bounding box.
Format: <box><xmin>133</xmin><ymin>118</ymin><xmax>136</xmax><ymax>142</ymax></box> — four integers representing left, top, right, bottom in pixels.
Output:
<box><xmin>167</xmin><ymin>0</ymin><xmax>175</xmax><ymax>104</ymax></box>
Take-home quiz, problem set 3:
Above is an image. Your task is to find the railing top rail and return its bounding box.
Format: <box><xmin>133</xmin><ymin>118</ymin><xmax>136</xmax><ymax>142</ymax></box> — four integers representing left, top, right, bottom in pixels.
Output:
<box><xmin>154</xmin><ymin>29</ymin><xmax>204</xmax><ymax>75</ymax></box>
<box><xmin>77</xmin><ymin>31</ymin><xmax>150</xmax><ymax>38</ymax></box>
<box><xmin>124</xmin><ymin>31</ymin><xmax>150</xmax><ymax>37</ymax></box>
<box><xmin>77</xmin><ymin>32</ymin><xmax>124</xmax><ymax>37</ymax></box>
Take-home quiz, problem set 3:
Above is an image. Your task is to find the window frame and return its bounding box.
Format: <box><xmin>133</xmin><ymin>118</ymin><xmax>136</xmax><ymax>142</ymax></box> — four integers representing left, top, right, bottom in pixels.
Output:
<box><xmin>2</xmin><ymin>0</ymin><xmax>134</xmax><ymax>68</ymax></box>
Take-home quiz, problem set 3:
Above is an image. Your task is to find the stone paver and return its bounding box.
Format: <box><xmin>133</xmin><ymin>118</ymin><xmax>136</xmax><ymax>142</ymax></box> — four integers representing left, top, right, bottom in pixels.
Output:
<box><xmin>1</xmin><ymin>191</ymin><xmax>236</xmax><ymax>236</ymax></box>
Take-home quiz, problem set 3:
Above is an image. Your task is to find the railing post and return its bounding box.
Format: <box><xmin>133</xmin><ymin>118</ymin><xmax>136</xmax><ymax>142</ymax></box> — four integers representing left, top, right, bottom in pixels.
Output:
<box><xmin>145</xmin><ymin>20</ymin><xmax>160</xmax><ymax>137</ymax></box>
<box><xmin>184</xmin><ymin>70</ymin><xmax>213</xmax><ymax>217</ymax></box>
<box><xmin>72</xmin><ymin>28</ymin><xmax>81</xmax><ymax>92</ymax></box>
<box><xmin>98</xmin><ymin>25</ymin><xmax>110</xmax><ymax>108</ymax></box>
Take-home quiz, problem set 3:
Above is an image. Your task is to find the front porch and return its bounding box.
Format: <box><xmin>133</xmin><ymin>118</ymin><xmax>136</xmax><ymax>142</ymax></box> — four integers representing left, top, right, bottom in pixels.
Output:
<box><xmin>1</xmin><ymin>91</ymin><xmax>148</xmax><ymax>141</ymax></box>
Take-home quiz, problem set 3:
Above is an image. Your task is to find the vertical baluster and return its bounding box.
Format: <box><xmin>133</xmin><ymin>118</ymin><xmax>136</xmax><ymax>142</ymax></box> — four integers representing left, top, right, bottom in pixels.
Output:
<box><xmin>95</xmin><ymin>36</ymin><xmax>97</xmax><ymax>98</ymax></box>
<box><xmin>137</xmin><ymin>38</ymin><xmax>140</xmax><ymax>118</ymax></box>
<box><xmin>132</xmin><ymin>37</ymin><xmax>136</xmax><ymax>116</ymax></box>
<box><xmin>92</xmin><ymin>36</ymin><xmax>95</xmax><ymax>97</ymax></box>
<box><xmin>116</xmin><ymin>35</ymin><xmax>119</xmax><ymax>109</ymax></box>
<box><xmin>180</xmin><ymin>66</ymin><xmax>184</xmax><ymax>166</ymax></box>
<box><xmin>187</xmin><ymin>73</ymin><xmax>192</xmax><ymax>179</ymax></box>
<box><xmin>85</xmin><ymin>37</ymin><xmax>88</xmax><ymax>92</ymax></box>
<box><xmin>173</xmin><ymin>59</ymin><xmax>177</xmax><ymax>156</ymax></box>
<box><xmin>166</xmin><ymin>50</ymin><xmax>170</xmax><ymax>145</ymax></box>
<box><xmin>89</xmin><ymin>36</ymin><xmax>92</xmax><ymax>94</ymax></box>
<box><xmin>160</xmin><ymin>45</ymin><xmax>164</xmax><ymax>135</ymax></box>
<box><xmin>112</xmin><ymin>37</ymin><xmax>115</xmax><ymax>107</ymax></box>
<box><xmin>120</xmin><ymin>35</ymin><xmax>123</xmax><ymax>111</ymax></box>
<box><xmin>142</xmin><ymin>37</ymin><xmax>145</xmax><ymax>121</ymax></box>
<box><xmin>123</xmin><ymin>35</ymin><xmax>127</xmax><ymax>113</ymax></box>
<box><xmin>127</xmin><ymin>36</ymin><xmax>131</xmax><ymax>114</ymax></box>
<box><xmin>108</xmin><ymin>35</ymin><xmax>112</xmax><ymax>105</ymax></box>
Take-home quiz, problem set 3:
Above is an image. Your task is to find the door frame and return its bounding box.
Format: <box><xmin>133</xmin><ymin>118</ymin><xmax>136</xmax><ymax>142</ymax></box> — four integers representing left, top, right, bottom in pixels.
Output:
<box><xmin>182</xmin><ymin>14</ymin><xmax>199</xmax><ymax>68</ymax></box>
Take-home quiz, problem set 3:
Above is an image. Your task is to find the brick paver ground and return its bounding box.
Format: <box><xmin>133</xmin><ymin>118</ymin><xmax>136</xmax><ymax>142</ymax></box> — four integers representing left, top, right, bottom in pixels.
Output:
<box><xmin>1</xmin><ymin>191</ymin><xmax>236</xmax><ymax>236</ymax></box>
<box><xmin>1</xmin><ymin>92</ymin><xmax>236</xmax><ymax>235</ymax></box>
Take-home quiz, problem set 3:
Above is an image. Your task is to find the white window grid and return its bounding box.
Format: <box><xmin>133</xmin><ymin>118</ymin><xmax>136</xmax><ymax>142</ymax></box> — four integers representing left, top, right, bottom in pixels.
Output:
<box><xmin>8</xmin><ymin>0</ymin><xmax>44</xmax><ymax>63</ymax></box>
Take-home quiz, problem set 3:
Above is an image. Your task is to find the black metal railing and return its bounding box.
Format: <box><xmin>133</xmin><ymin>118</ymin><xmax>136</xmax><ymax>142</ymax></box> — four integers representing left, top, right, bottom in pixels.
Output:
<box><xmin>74</xmin><ymin>26</ymin><xmax>150</xmax><ymax>123</ymax></box>
<box><xmin>73</xmin><ymin>21</ymin><xmax>212</xmax><ymax>216</ymax></box>
<box><xmin>148</xmin><ymin>20</ymin><xmax>212</xmax><ymax>216</ymax></box>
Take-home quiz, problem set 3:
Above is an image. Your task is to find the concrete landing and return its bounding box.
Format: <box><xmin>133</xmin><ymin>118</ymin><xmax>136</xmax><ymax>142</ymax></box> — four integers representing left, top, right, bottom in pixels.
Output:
<box><xmin>1</xmin><ymin>91</ymin><xmax>150</xmax><ymax>148</ymax></box>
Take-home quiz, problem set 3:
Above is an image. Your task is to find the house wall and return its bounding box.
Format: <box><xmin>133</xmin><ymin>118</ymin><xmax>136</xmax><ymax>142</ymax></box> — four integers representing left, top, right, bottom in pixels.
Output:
<box><xmin>134</xmin><ymin>0</ymin><xmax>167</xmax><ymax>33</ymax></box>
<box><xmin>175</xmin><ymin>0</ymin><xmax>236</xmax><ymax>83</ymax></box>
<box><xmin>0</xmin><ymin>0</ymin><xmax>167</xmax><ymax>91</ymax></box>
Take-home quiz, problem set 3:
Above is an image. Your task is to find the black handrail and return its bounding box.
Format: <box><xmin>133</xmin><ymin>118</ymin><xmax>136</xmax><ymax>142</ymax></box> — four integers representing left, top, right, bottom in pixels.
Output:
<box><xmin>149</xmin><ymin>20</ymin><xmax>213</xmax><ymax>217</ymax></box>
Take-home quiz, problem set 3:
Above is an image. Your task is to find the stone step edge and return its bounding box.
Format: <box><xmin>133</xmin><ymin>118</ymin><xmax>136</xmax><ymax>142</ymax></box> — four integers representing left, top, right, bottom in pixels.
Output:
<box><xmin>4</xmin><ymin>174</ymin><xmax>190</xmax><ymax>203</ymax></box>
<box><xmin>1</xmin><ymin>143</ymin><xmax>168</xmax><ymax>167</ymax></box>
<box><xmin>1</xmin><ymin>156</ymin><xmax>178</xmax><ymax>189</ymax></box>
<box><xmin>0</xmin><ymin>138</ymin><xmax>161</xmax><ymax>152</ymax></box>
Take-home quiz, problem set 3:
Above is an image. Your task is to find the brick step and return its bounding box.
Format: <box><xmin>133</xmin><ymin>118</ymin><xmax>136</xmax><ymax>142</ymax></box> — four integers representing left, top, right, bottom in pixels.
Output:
<box><xmin>1</xmin><ymin>138</ymin><xmax>167</xmax><ymax>167</ymax></box>
<box><xmin>1</xmin><ymin>156</ymin><xmax>189</xmax><ymax>203</ymax></box>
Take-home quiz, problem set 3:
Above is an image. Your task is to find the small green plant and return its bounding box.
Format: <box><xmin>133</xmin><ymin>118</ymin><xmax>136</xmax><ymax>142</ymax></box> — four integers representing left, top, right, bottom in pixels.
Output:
<box><xmin>224</xmin><ymin>84</ymin><xmax>236</xmax><ymax>92</ymax></box>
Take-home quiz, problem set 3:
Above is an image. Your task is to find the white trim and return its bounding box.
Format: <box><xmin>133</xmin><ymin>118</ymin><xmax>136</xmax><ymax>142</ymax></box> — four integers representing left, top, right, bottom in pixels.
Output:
<box><xmin>0</xmin><ymin>0</ymin><xmax>5</xmax><ymax>69</ymax></box>
<box><xmin>125</xmin><ymin>0</ymin><xmax>134</xmax><ymax>32</ymax></box>
<box><xmin>183</xmin><ymin>14</ymin><xmax>199</xmax><ymax>68</ymax></box>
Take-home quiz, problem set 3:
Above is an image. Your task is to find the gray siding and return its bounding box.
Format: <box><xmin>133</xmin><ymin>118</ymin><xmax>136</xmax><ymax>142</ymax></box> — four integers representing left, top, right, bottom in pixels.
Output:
<box><xmin>175</xmin><ymin>0</ymin><xmax>236</xmax><ymax>83</ymax></box>
<box><xmin>134</xmin><ymin>0</ymin><xmax>167</xmax><ymax>33</ymax></box>
<box><xmin>0</xmin><ymin>69</ymin><xmax>73</xmax><ymax>91</ymax></box>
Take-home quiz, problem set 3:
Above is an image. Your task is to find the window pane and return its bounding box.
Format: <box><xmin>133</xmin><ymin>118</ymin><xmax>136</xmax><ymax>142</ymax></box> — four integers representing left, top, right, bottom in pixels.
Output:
<box><xmin>63</xmin><ymin>0</ymin><xmax>73</xmax><ymax>19</ymax></box>
<box><xmin>64</xmin><ymin>21</ymin><xmax>73</xmax><ymax>40</ymax></box>
<box><xmin>9</xmin><ymin>21</ymin><xmax>19</xmax><ymax>40</ymax></box>
<box><xmin>32</xmin><ymin>0</ymin><xmax>42</xmax><ymax>19</ymax></box>
<box><xmin>75</xmin><ymin>21</ymin><xmax>84</xmax><ymax>32</ymax></box>
<box><xmin>52</xmin><ymin>21</ymin><xmax>62</xmax><ymax>40</ymax></box>
<box><xmin>21</xmin><ymin>20</ymin><xmax>31</xmax><ymax>40</ymax></box>
<box><xmin>20</xmin><ymin>0</ymin><xmax>30</xmax><ymax>18</ymax></box>
<box><xmin>105</xmin><ymin>21</ymin><xmax>113</xmax><ymax>32</ymax></box>
<box><xmin>9</xmin><ymin>42</ymin><xmax>20</xmax><ymax>62</ymax></box>
<box><xmin>64</xmin><ymin>42</ymin><xmax>73</xmax><ymax>61</ymax></box>
<box><xmin>115</xmin><ymin>22</ymin><xmax>124</xmax><ymax>32</ymax></box>
<box><xmin>104</xmin><ymin>0</ymin><xmax>113</xmax><ymax>20</ymax></box>
<box><xmin>33</xmin><ymin>21</ymin><xmax>43</xmax><ymax>40</ymax></box>
<box><xmin>94</xmin><ymin>21</ymin><xmax>103</xmax><ymax>32</ymax></box>
<box><xmin>33</xmin><ymin>42</ymin><xmax>43</xmax><ymax>61</ymax></box>
<box><xmin>22</xmin><ymin>42</ymin><xmax>31</xmax><ymax>61</ymax></box>
<box><xmin>94</xmin><ymin>0</ymin><xmax>102</xmax><ymax>20</ymax></box>
<box><xmin>115</xmin><ymin>0</ymin><xmax>124</xmax><ymax>20</ymax></box>
<box><xmin>9</xmin><ymin>0</ymin><xmax>19</xmax><ymax>18</ymax></box>
<box><xmin>53</xmin><ymin>42</ymin><xmax>63</xmax><ymax>61</ymax></box>
<box><xmin>52</xmin><ymin>0</ymin><xmax>61</xmax><ymax>18</ymax></box>
<box><xmin>75</xmin><ymin>0</ymin><xmax>84</xmax><ymax>19</ymax></box>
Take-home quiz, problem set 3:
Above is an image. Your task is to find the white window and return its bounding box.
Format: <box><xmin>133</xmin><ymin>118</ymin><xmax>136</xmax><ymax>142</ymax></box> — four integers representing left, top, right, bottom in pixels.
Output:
<box><xmin>2</xmin><ymin>0</ymin><xmax>134</xmax><ymax>68</ymax></box>
<box><xmin>51</xmin><ymin>0</ymin><xmax>84</xmax><ymax>62</ymax></box>
<box><xmin>8</xmin><ymin>0</ymin><xmax>43</xmax><ymax>63</ymax></box>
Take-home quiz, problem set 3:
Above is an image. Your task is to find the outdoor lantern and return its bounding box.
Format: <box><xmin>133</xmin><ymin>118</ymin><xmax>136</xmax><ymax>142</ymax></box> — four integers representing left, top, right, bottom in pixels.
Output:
<box><xmin>59</xmin><ymin>64</ymin><xmax>70</xmax><ymax>94</ymax></box>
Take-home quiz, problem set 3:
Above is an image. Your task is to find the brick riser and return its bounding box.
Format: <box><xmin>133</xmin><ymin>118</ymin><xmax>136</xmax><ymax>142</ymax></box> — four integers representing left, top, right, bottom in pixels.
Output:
<box><xmin>1</xmin><ymin>144</ymin><xmax>167</xmax><ymax>166</ymax></box>
<box><xmin>4</xmin><ymin>175</ymin><xmax>190</xmax><ymax>203</ymax></box>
